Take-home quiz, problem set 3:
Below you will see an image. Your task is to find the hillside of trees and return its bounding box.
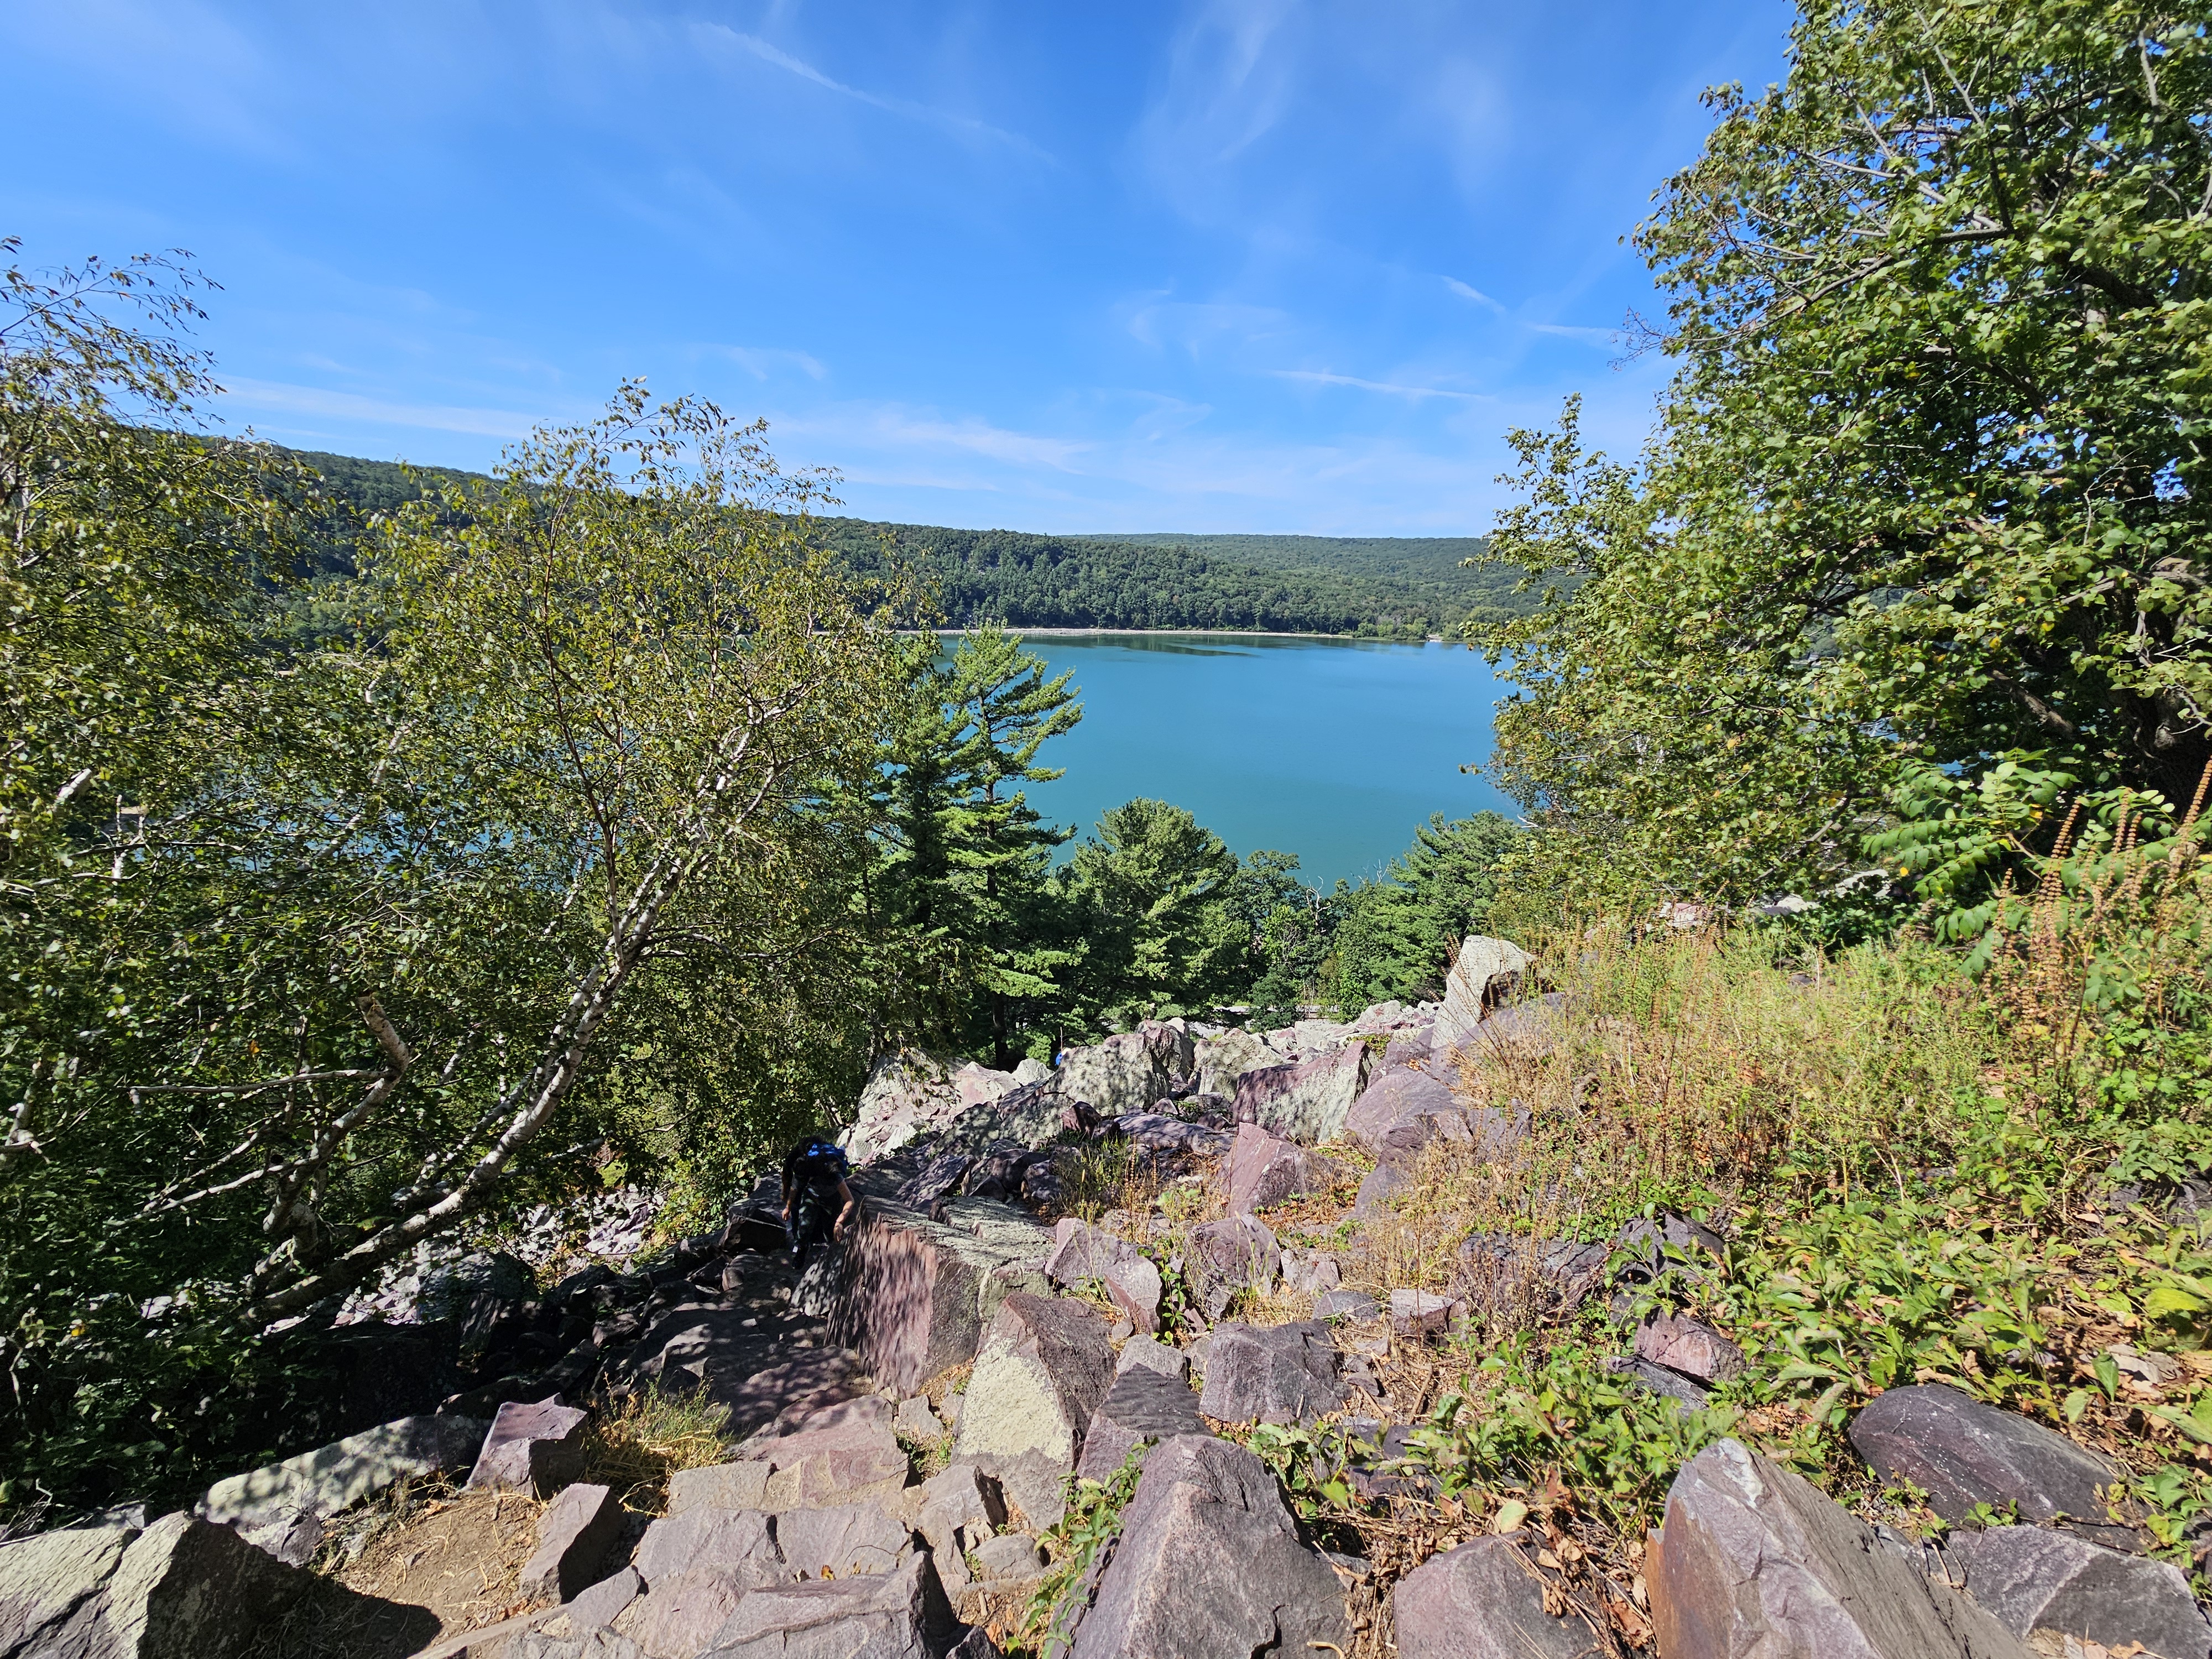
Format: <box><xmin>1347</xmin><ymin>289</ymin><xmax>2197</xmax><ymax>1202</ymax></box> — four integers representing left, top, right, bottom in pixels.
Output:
<box><xmin>281</xmin><ymin>451</ymin><xmax>1526</xmax><ymax>638</ymax></box>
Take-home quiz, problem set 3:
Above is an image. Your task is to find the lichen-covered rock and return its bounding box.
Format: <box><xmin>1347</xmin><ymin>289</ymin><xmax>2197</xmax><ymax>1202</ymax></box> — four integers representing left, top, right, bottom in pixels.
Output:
<box><xmin>0</xmin><ymin>1521</ymin><xmax>139</xmax><ymax>1656</ymax></box>
<box><xmin>1648</xmin><ymin>1438</ymin><xmax>2032</xmax><ymax>1658</ymax></box>
<box><xmin>1392</xmin><ymin>1537</ymin><xmax>1607</xmax><ymax>1658</ymax></box>
<box><xmin>1848</xmin><ymin>1386</ymin><xmax>2138</xmax><ymax>1548</ymax></box>
<box><xmin>1432</xmin><ymin>936</ymin><xmax>1534</xmax><ymax>1051</ymax></box>
<box><xmin>1192</xmin><ymin>1027</ymin><xmax>1286</xmax><ymax>1098</ymax></box>
<box><xmin>1067</xmin><ymin>1434</ymin><xmax>1349</xmax><ymax>1659</ymax></box>
<box><xmin>952</xmin><ymin>1293</ymin><xmax>1115</xmax><ymax>1473</ymax></box>
<box><xmin>1052</xmin><ymin>1024</ymin><xmax>1195</xmax><ymax>1119</ymax></box>
<box><xmin>197</xmin><ymin>1412</ymin><xmax>486</xmax><ymax>1565</ymax></box>
<box><xmin>1949</xmin><ymin>1524</ymin><xmax>2210</xmax><ymax>1658</ymax></box>
<box><xmin>1232</xmin><ymin>1044</ymin><xmax>1369</xmax><ymax>1146</ymax></box>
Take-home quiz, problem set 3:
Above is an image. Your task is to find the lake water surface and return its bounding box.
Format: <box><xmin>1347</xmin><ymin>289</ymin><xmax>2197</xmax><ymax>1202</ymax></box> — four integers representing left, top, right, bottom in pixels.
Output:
<box><xmin>999</xmin><ymin>633</ymin><xmax>1513</xmax><ymax>885</ymax></box>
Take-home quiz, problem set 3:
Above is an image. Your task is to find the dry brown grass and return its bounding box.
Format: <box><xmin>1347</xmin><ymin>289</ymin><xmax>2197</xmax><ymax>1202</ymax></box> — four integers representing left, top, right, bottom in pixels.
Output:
<box><xmin>580</xmin><ymin>1384</ymin><xmax>734</xmax><ymax>1515</ymax></box>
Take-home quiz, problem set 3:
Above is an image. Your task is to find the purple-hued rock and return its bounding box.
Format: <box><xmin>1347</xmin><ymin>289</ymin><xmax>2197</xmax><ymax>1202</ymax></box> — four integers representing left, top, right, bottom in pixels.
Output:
<box><xmin>1457</xmin><ymin>1234</ymin><xmax>1609</xmax><ymax>1318</ymax></box>
<box><xmin>568</xmin><ymin>1563</ymin><xmax>640</xmax><ymax>1630</ymax></box>
<box><xmin>1221</xmin><ymin>1124</ymin><xmax>1337</xmax><ymax>1214</ymax></box>
<box><xmin>752</xmin><ymin>1396</ymin><xmax>912</xmax><ymax>1511</ymax></box>
<box><xmin>1381</xmin><ymin>1023</ymin><xmax>1435</xmax><ymax>1070</ymax></box>
<box><xmin>1949</xmin><ymin>1524</ymin><xmax>2210</xmax><ymax>1658</ymax></box>
<box><xmin>773</xmin><ymin>1504</ymin><xmax>915</xmax><ymax>1580</ymax></box>
<box><xmin>1198</xmin><ymin>1322</ymin><xmax>1348</xmax><ymax>1427</ymax></box>
<box><xmin>1183</xmin><ymin>1214</ymin><xmax>1282</xmax><ymax>1321</ymax></box>
<box><xmin>1067</xmin><ymin>1435</ymin><xmax>1348</xmax><ymax>1659</ymax></box>
<box><xmin>1045</xmin><ymin>1218</ymin><xmax>1138</xmax><ymax>1285</ymax></box>
<box><xmin>1344</xmin><ymin>1068</ymin><xmax>1458</xmax><ymax>1153</ymax></box>
<box><xmin>520</xmin><ymin>1481</ymin><xmax>623</xmax><ymax>1604</ymax></box>
<box><xmin>1231</xmin><ymin>1043</ymin><xmax>1370</xmax><ymax>1146</ymax></box>
<box><xmin>1636</xmin><ymin>1312</ymin><xmax>1746</xmax><ymax>1384</ymax></box>
<box><xmin>1649</xmin><ymin>1438</ymin><xmax>2032</xmax><ymax>1659</ymax></box>
<box><xmin>1848</xmin><ymin>1385</ymin><xmax>2138</xmax><ymax>1548</ymax></box>
<box><xmin>1074</xmin><ymin>1364</ymin><xmax>1208</xmax><ymax>1481</ymax></box>
<box><xmin>1313</xmin><ymin>1290</ymin><xmax>1380</xmax><ymax>1322</ymax></box>
<box><xmin>1393</xmin><ymin>1536</ymin><xmax>1607</xmax><ymax>1658</ymax></box>
<box><xmin>467</xmin><ymin>1397</ymin><xmax>589</xmax><ymax>1495</ymax></box>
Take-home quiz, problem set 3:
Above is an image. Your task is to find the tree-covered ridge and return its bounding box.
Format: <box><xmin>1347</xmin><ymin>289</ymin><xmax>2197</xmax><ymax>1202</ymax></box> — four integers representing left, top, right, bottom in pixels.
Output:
<box><xmin>279</xmin><ymin>449</ymin><xmax>1528</xmax><ymax>638</ymax></box>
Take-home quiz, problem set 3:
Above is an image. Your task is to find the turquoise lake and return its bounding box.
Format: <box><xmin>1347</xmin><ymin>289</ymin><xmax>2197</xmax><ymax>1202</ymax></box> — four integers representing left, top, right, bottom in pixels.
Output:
<box><xmin>995</xmin><ymin>633</ymin><xmax>1514</xmax><ymax>886</ymax></box>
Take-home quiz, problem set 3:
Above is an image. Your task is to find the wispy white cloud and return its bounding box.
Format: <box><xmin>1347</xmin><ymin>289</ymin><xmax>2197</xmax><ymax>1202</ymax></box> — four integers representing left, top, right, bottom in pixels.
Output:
<box><xmin>1124</xmin><ymin>298</ymin><xmax>1293</xmax><ymax>354</ymax></box>
<box><xmin>1526</xmin><ymin>321</ymin><xmax>1620</xmax><ymax>347</ymax></box>
<box><xmin>216</xmin><ymin>377</ymin><xmax>549</xmax><ymax>440</ymax></box>
<box><xmin>707</xmin><ymin>344</ymin><xmax>830</xmax><ymax>382</ymax></box>
<box><xmin>1442</xmin><ymin>276</ymin><xmax>1506</xmax><ymax>314</ymax></box>
<box><xmin>692</xmin><ymin>23</ymin><xmax>1052</xmax><ymax>161</ymax></box>
<box><xmin>1272</xmin><ymin>370</ymin><xmax>1489</xmax><ymax>403</ymax></box>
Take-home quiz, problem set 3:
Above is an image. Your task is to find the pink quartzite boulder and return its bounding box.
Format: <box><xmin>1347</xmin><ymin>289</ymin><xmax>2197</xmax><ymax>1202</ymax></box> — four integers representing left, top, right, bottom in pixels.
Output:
<box><xmin>1635</xmin><ymin>1313</ymin><xmax>1746</xmax><ymax>1384</ymax></box>
<box><xmin>705</xmin><ymin>1550</ymin><xmax>953</xmax><ymax>1659</ymax></box>
<box><xmin>1344</xmin><ymin>1066</ymin><xmax>1458</xmax><ymax>1153</ymax></box>
<box><xmin>467</xmin><ymin>1397</ymin><xmax>588</xmax><ymax>1495</ymax></box>
<box><xmin>1220</xmin><ymin>1124</ymin><xmax>1337</xmax><ymax>1215</ymax></box>
<box><xmin>1392</xmin><ymin>1537</ymin><xmax>1607</xmax><ymax>1658</ymax></box>
<box><xmin>519</xmin><ymin>1480</ymin><xmax>623</xmax><ymax>1604</ymax></box>
<box><xmin>1648</xmin><ymin>1437</ymin><xmax>2032</xmax><ymax>1659</ymax></box>
<box><xmin>1075</xmin><ymin>1364</ymin><xmax>1207</xmax><ymax>1481</ymax></box>
<box><xmin>1198</xmin><ymin>1322</ymin><xmax>1348</xmax><ymax>1427</ymax></box>
<box><xmin>1232</xmin><ymin>1043</ymin><xmax>1369</xmax><ymax>1146</ymax></box>
<box><xmin>1067</xmin><ymin>1434</ymin><xmax>1348</xmax><ymax>1659</ymax></box>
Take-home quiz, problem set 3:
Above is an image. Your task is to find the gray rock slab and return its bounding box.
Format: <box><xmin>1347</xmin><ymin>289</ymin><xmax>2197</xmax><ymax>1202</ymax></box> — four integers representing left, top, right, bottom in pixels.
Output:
<box><xmin>468</xmin><ymin>1397</ymin><xmax>589</xmax><ymax>1496</ymax></box>
<box><xmin>667</xmin><ymin>1462</ymin><xmax>773</xmax><ymax>1516</ymax></box>
<box><xmin>702</xmin><ymin>1550</ymin><xmax>951</xmax><ymax>1659</ymax></box>
<box><xmin>1650</xmin><ymin>1438</ymin><xmax>2033</xmax><ymax>1658</ymax></box>
<box><xmin>633</xmin><ymin>1507</ymin><xmax>782</xmax><ymax>1588</ymax></box>
<box><xmin>1198</xmin><ymin>1322</ymin><xmax>1348</xmax><ymax>1427</ymax></box>
<box><xmin>972</xmin><ymin>1533</ymin><xmax>1044</xmax><ymax>1582</ymax></box>
<box><xmin>1343</xmin><ymin>1067</ymin><xmax>1458</xmax><ymax>1154</ymax></box>
<box><xmin>521</xmin><ymin>1483</ymin><xmax>624</xmax><ymax>1606</ymax></box>
<box><xmin>1115</xmin><ymin>1335</ymin><xmax>1190</xmax><ymax>1382</ymax></box>
<box><xmin>749</xmin><ymin>1397</ymin><xmax>912</xmax><ymax>1512</ymax></box>
<box><xmin>772</xmin><ymin>1505</ymin><xmax>913</xmax><ymax>1579</ymax></box>
<box><xmin>197</xmin><ymin>1412</ymin><xmax>486</xmax><ymax>1566</ymax></box>
<box><xmin>1312</xmin><ymin>1290</ymin><xmax>1380</xmax><ymax>1322</ymax></box>
<box><xmin>1949</xmin><ymin>1524</ymin><xmax>2211</xmax><ymax>1658</ymax></box>
<box><xmin>893</xmin><ymin>1396</ymin><xmax>945</xmax><ymax>1441</ymax></box>
<box><xmin>1849</xmin><ymin>1385</ymin><xmax>2137</xmax><ymax>1547</ymax></box>
<box><xmin>1389</xmin><ymin>1289</ymin><xmax>1464</xmax><ymax>1336</ymax></box>
<box><xmin>568</xmin><ymin>1564</ymin><xmax>641</xmax><ymax>1631</ymax></box>
<box><xmin>0</xmin><ymin>1522</ymin><xmax>137</xmax><ymax>1655</ymax></box>
<box><xmin>1392</xmin><ymin>1537</ymin><xmax>1608</xmax><ymax>1658</ymax></box>
<box><xmin>1230</xmin><ymin>1043</ymin><xmax>1369</xmax><ymax>1147</ymax></box>
<box><xmin>1067</xmin><ymin>1434</ymin><xmax>1349</xmax><ymax>1659</ymax></box>
<box><xmin>617</xmin><ymin>1568</ymin><xmax>757</xmax><ymax>1659</ymax></box>
<box><xmin>1075</xmin><ymin>1365</ymin><xmax>1207</xmax><ymax>1482</ymax></box>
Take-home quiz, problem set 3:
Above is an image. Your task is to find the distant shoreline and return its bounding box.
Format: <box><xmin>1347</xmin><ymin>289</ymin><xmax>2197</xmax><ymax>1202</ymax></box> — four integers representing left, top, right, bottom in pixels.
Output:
<box><xmin>922</xmin><ymin>627</ymin><xmax>1453</xmax><ymax>643</ymax></box>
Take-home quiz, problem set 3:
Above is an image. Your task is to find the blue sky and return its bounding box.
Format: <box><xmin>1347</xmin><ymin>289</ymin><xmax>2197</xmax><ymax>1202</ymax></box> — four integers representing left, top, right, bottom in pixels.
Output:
<box><xmin>2</xmin><ymin>2</ymin><xmax>1792</xmax><ymax>535</ymax></box>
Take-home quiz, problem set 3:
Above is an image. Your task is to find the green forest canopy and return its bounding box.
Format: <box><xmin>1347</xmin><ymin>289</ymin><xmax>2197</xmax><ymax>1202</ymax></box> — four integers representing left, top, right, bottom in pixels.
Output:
<box><xmin>285</xmin><ymin>448</ymin><xmax>1526</xmax><ymax>638</ymax></box>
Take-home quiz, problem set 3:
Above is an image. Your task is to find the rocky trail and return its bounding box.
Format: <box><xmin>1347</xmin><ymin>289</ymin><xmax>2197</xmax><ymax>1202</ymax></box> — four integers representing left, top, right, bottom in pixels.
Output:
<box><xmin>4</xmin><ymin>936</ymin><xmax>2206</xmax><ymax>1658</ymax></box>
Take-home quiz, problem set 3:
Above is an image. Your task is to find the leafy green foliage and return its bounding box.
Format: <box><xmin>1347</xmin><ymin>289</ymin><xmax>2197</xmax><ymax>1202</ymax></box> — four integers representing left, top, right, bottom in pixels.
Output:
<box><xmin>1021</xmin><ymin>1448</ymin><xmax>1149</xmax><ymax>1659</ymax></box>
<box><xmin>1474</xmin><ymin>0</ymin><xmax>2212</xmax><ymax>899</ymax></box>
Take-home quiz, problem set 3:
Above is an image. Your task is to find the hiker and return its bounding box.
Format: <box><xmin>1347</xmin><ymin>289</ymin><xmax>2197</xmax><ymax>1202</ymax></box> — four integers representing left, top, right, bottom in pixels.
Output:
<box><xmin>781</xmin><ymin>1135</ymin><xmax>860</xmax><ymax>1271</ymax></box>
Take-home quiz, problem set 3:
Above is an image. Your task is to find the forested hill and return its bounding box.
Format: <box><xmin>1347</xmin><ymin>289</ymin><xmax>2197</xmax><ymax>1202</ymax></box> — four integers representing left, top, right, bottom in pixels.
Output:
<box><xmin>284</xmin><ymin>448</ymin><xmax>1526</xmax><ymax>637</ymax></box>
